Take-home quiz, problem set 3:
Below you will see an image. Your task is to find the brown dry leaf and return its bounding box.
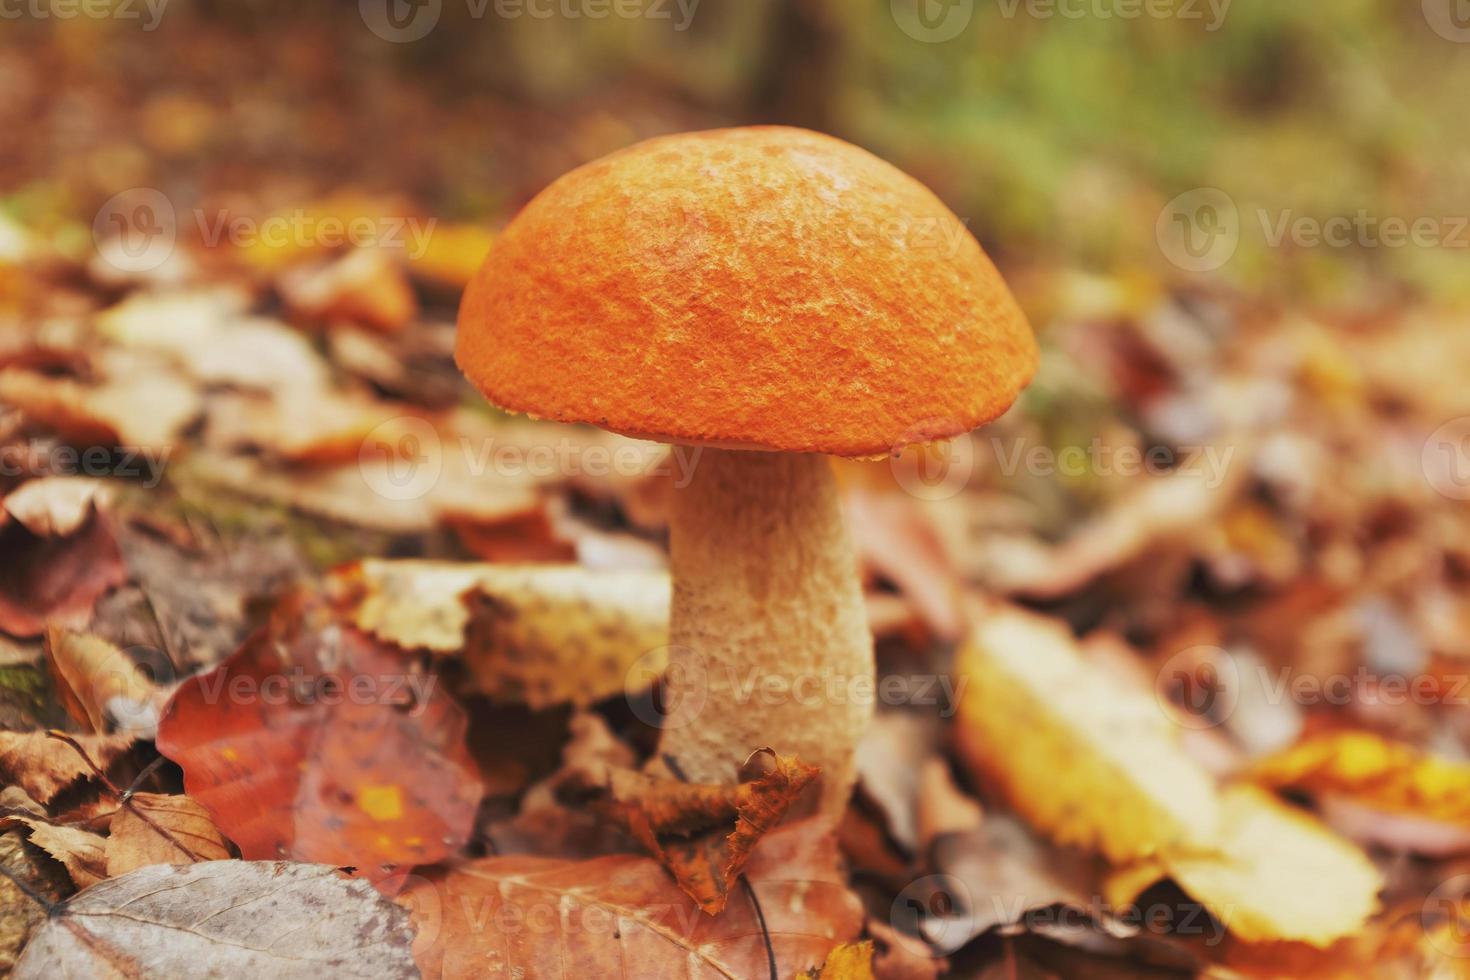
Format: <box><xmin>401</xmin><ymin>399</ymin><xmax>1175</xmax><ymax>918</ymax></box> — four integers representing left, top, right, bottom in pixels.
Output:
<box><xmin>189</xmin><ymin>442</ymin><xmax>542</xmax><ymax>535</ymax></box>
<box><xmin>0</xmin><ymin>731</ymin><xmax>137</xmax><ymax>804</ymax></box>
<box><xmin>845</xmin><ymin>486</ymin><xmax>965</xmax><ymax>641</ymax></box>
<box><xmin>104</xmin><ymin>792</ymin><xmax>232</xmax><ymax>876</ymax></box>
<box><xmin>953</xmin><ymin>603</ymin><xmax>1220</xmax><ymax>863</ymax></box>
<box><xmin>0</xmin><ymin>828</ymin><xmax>72</xmax><ymax>973</ymax></box>
<box><xmin>397</xmin><ymin>820</ymin><xmax>862</xmax><ymax>979</ymax></box>
<box><xmin>204</xmin><ymin>387</ymin><xmax>432</xmax><ymax>465</ymax></box>
<box><xmin>569</xmin><ymin>748</ymin><xmax>819</xmax><ymax>915</ymax></box>
<box><xmin>803</xmin><ymin>941</ymin><xmax>876</xmax><ymax>979</ymax></box>
<box><xmin>278</xmin><ymin>245</ymin><xmax>417</xmax><ymax>333</ymax></box>
<box><xmin>15</xmin><ymin>860</ymin><xmax>418</xmax><ymax>979</ymax></box>
<box><xmin>96</xmin><ymin>289</ymin><xmax>329</xmax><ymax>392</ymax></box>
<box><xmin>3</xmin><ymin>476</ymin><xmax>113</xmax><ymax>537</ymax></box>
<box><xmin>0</xmin><ymin>815</ymin><xmax>107</xmax><ymax>887</ymax></box>
<box><xmin>336</xmin><ymin>559</ymin><xmax>671</xmax><ymax>707</ymax></box>
<box><xmin>155</xmin><ymin>593</ymin><xmax>483</xmax><ymax>881</ymax></box>
<box><xmin>43</xmin><ymin>628</ymin><xmax>160</xmax><ymax>735</ymax></box>
<box><xmin>1106</xmin><ymin>786</ymin><xmax>1382</xmax><ymax>949</ymax></box>
<box><xmin>0</xmin><ymin>492</ymin><xmax>127</xmax><ymax>638</ymax></box>
<box><xmin>1250</xmin><ymin>730</ymin><xmax>1470</xmax><ymax>835</ymax></box>
<box><xmin>974</xmin><ymin>459</ymin><xmax>1249</xmax><ymax>600</ymax></box>
<box><xmin>0</xmin><ymin>351</ymin><xmax>200</xmax><ymax>452</ymax></box>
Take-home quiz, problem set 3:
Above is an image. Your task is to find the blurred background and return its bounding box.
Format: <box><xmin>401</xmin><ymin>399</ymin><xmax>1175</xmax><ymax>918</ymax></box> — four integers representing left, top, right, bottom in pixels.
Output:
<box><xmin>5</xmin><ymin>0</ymin><xmax>1470</xmax><ymax>305</ymax></box>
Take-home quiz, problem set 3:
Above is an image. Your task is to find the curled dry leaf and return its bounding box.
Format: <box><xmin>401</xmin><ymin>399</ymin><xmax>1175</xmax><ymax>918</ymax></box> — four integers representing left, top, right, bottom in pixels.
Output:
<box><xmin>43</xmin><ymin>627</ymin><xmax>160</xmax><ymax>735</ymax></box>
<box><xmin>0</xmin><ymin>731</ymin><xmax>137</xmax><ymax>804</ymax></box>
<box><xmin>104</xmin><ymin>792</ymin><xmax>232</xmax><ymax>876</ymax></box>
<box><xmin>335</xmin><ymin>559</ymin><xmax>671</xmax><ymax>708</ymax></box>
<box><xmin>0</xmin><ymin>814</ymin><xmax>107</xmax><ymax>888</ymax></box>
<box><xmin>15</xmin><ymin>860</ymin><xmax>419</xmax><ymax>979</ymax></box>
<box><xmin>396</xmin><ymin>820</ymin><xmax>862</xmax><ymax>979</ymax></box>
<box><xmin>569</xmin><ymin>748</ymin><xmax>819</xmax><ymax>915</ymax></box>
<box><xmin>156</xmin><ymin>593</ymin><xmax>483</xmax><ymax>880</ymax></box>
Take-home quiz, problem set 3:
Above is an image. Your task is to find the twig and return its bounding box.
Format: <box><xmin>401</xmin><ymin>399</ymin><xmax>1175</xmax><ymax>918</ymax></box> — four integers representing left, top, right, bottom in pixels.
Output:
<box><xmin>0</xmin><ymin>861</ymin><xmax>57</xmax><ymax>914</ymax></box>
<box><xmin>45</xmin><ymin>731</ymin><xmax>204</xmax><ymax>863</ymax></box>
<box><xmin>739</xmin><ymin>875</ymin><xmax>777</xmax><ymax>980</ymax></box>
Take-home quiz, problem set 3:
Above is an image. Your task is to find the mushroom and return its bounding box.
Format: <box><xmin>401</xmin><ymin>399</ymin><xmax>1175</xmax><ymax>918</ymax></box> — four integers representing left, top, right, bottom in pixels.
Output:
<box><xmin>456</xmin><ymin>127</ymin><xmax>1036</xmax><ymax>818</ymax></box>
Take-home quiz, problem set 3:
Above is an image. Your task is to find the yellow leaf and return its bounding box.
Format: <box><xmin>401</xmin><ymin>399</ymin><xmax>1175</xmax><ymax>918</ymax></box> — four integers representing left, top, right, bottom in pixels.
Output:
<box><xmin>955</xmin><ymin>604</ymin><xmax>1382</xmax><ymax>948</ymax></box>
<box><xmin>334</xmin><ymin>560</ymin><xmax>671</xmax><ymax>708</ymax></box>
<box><xmin>43</xmin><ymin>629</ymin><xmax>159</xmax><ymax>735</ymax></box>
<box><xmin>802</xmin><ymin>941</ymin><xmax>875</xmax><ymax>979</ymax></box>
<box><xmin>407</xmin><ymin>223</ymin><xmax>493</xmax><ymax>289</ymax></box>
<box><xmin>1110</xmin><ymin>787</ymin><xmax>1381</xmax><ymax>949</ymax></box>
<box><xmin>1250</xmin><ymin>730</ymin><xmax>1470</xmax><ymax>826</ymax></box>
<box><xmin>953</xmin><ymin>604</ymin><xmax>1220</xmax><ymax>862</ymax></box>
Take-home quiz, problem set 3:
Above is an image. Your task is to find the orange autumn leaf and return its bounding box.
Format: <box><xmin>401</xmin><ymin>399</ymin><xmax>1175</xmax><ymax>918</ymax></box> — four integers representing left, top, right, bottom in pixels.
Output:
<box><xmin>156</xmin><ymin>593</ymin><xmax>483</xmax><ymax>881</ymax></box>
<box><xmin>571</xmin><ymin>748</ymin><xmax>819</xmax><ymax>915</ymax></box>
<box><xmin>104</xmin><ymin>793</ymin><xmax>232</xmax><ymax>877</ymax></box>
<box><xmin>396</xmin><ymin>820</ymin><xmax>861</xmax><ymax>979</ymax></box>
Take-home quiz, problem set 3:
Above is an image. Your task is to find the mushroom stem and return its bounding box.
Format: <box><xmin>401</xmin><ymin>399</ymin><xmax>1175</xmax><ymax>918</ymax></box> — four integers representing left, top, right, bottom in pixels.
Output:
<box><xmin>659</xmin><ymin>447</ymin><xmax>873</xmax><ymax>818</ymax></box>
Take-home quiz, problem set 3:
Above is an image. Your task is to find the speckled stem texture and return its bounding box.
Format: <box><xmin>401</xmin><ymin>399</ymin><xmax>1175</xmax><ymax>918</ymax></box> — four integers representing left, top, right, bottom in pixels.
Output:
<box><xmin>659</xmin><ymin>448</ymin><xmax>873</xmax><ymax>819</ymax></box>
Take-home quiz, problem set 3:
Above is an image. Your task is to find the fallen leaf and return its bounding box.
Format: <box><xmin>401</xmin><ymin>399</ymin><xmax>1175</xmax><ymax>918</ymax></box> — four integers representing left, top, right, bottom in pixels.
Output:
<box><xmin>0</xmin><ymin>815</ymin><xmax>107</xmax><ymax>887</ymax></box>
<box><xmin>803</xmin><ymin>941</ymin><xmax>876</xmax><ymax>978</ymax></box>
<box><xmin>0</xmin><ymin>508</ymin><xmax>127</xmax><ymax>638</ymax></box>
<box><xmin>397</xmin><ymin>820</ymin><xmax>862</xmax><ymax>979</ymax></box>
<box><xmin>0</xmin><ymin>829</ymin><xmax>72</xmax><ymax>973</ymax></box>
<box><xmin>568</xmin><ymin>748</ymin><xmax>820</xmax><ymax>915</ymax></box>
<box><xmin>1106</xmin><ymin>786</ymin><xmax>1382</xmax><ymax>949</ymax></box>
<box><xmin>156</xmin><ymin>592</ymin><xmax>483</xmax><ymax>880</ymax></box>
<box><xmin>0</xmin><ymin>350</ymin><xmax>200</xmax><ymax>452</ymax></box>
<box><xmin>3</xmin><ymin>476</ymin><xmax>113</xmax><ymax>537</ymax></box>
<box><xmin>43</xmin><ymin>628</ymin><xmax>160</xmax><ymax>735</ymax></box>
<box><xmin>15</xmin><ymin>860</ymin><xmax>418</xmax><ymax>979</ymax></box>
<box><xmin>406</xmin><ymin>222</ymin><xmax>493</xmax><ymax>290</ymax></box>
<box><xmin>335</xmin><ymin>559</ymin><xmax>671</xmax><ymax>707</ymax></box>
<box><xmin>0</xmin><ymin>731</ymin><xmax>137</xmax><ymax>804</ymax></box>
<box><xmin>1250</xmin><ymin>730</ymin><xmax>1470</xmax><ymax>838</ymax></box>
<box><xmin>278</xmin><ymin>245</ymin><xmax>417</xmax><ymax>333</ymax></box>
<box><xmin>104</xmin><ymin>792</ymin><xmax>232</xmax><ymax>876</ymax></box>
<box><xmin>953</xmin><ymin>603</ymin><xmax>1220</xmax><ymax>863</ymax></box>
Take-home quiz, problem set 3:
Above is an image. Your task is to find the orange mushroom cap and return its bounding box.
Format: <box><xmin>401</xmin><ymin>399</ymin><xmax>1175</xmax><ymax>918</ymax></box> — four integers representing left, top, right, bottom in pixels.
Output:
<box><xmin>456</xmin><ymin>126</ymin><xmax>1037</xmax><ymax>457</ymax></box>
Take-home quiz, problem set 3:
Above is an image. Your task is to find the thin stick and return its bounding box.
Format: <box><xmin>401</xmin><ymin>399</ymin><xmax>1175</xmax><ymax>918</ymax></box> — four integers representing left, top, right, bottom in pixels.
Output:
<box><xmin>46</xmin><ymin>731</ymin><xmax>204</xmax><ymax>863</ymax></box>
<box><xmin>0</xmin><ymin>862</ymin><xmax>56</xmax><ymax>914</ymax></box>
<box><xmin>739</xmin><ymin>875</ymin><xmax>777</xmax><ymax>980</ymax></box>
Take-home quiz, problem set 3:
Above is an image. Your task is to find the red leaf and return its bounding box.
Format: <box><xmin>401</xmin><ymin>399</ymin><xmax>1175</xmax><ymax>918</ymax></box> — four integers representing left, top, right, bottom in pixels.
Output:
<box><xmin>156</xmin><ymin>593</ymin><xmax>483</xmax><ymax>880</ymax></box>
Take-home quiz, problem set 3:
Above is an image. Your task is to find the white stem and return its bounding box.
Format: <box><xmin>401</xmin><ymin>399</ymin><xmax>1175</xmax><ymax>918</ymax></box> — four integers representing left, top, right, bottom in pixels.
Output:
<box><xmin>658</xmin><ymin>447</ymin><xmax>873</xmax><ymax>818</ymax></box>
